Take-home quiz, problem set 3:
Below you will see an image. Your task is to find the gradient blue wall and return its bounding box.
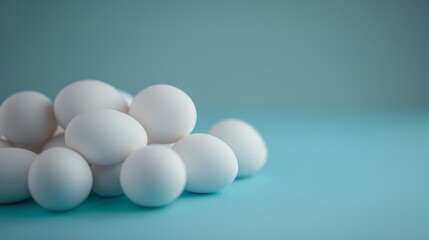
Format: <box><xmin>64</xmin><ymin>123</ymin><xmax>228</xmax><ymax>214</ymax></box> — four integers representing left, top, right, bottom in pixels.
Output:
<box><xmin>1</xmin><ymin>0</ymin><xmax>428</xmax><ymax>108</ymax></box>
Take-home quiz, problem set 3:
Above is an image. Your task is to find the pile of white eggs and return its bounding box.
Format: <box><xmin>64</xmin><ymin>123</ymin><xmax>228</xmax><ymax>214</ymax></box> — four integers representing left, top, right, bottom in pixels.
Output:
<box><xmin>0</xmin><ymin>80</ymin><xmax>267</xmax><ymax>211</ymax></box>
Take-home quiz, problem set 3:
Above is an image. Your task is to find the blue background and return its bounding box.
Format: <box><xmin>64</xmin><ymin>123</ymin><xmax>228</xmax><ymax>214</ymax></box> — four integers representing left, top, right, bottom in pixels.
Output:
<box><xmin>1</xmin><ymin>0</ymin><xmax>429</xmax><ymax>108</ymax></box>
<box><xmin>1</xmin><ymin>0</ymin><xmax>429</xmax><ymax>239</ymax></box>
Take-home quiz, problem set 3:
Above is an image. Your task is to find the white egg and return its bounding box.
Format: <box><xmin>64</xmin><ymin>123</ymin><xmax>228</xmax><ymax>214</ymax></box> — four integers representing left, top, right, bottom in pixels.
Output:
<box><xmin>0</xmin><ymin>139</ymin><xmax>12</xmax><ymax>148</ymax></box>
<box><xmin>129</xmin><ymin>84</ymin><xmax>197</xmax><ymax>144</ymax></box>
<box><xmin>54</xmin><ymin>79</ymin><xmax>128</xmax><ymax>129</ymax></box>
<box><xmin>0</xmin><ymin>91</ymin><xmax>57</xmax><ymax>150</ymax></box>
<box><xmin>149</xmin><ymin>143</ymin><xmax>174</xmax><ymax>148</ymax></box>
<box><xmin>173</xmin><ymin>134</ymin><xmax>238</xmax><ymax>193</ymax></box>
<box><xmin>42</xmin><ymin>133</ymin><xmax>66</xmax><ymax>151</ymax></box>
<box><xmin>0</xmin><ymin>148</ymin><xmax>37</xmax><ymax>204</ymax></box>
<box><xmin>65</xmin><ymin>109</ymin><xmax>147</xmax><ymax>166</ymax></box>
<box><xmin>119</xmin><ymin>90</ymin><xmax>133</xmax><ymax>107</ymax></box>
<box><xmin>53</xmin><ymin>125</ymin><xmax>64</xmax><ymax>136</ymax></box>
<box><xmin>91</xmin><ymin>164</ymin><xmax>123</xmax><ymax>197</ymax></box>
<box><xmin>28</xmin><ymin>147</ymin><xmax>92</xmax><ymax>211</ymax></box>
<box><xmin>120</xmin><ymin>145</ymin><xmax>186</xmax><ymax>207</ymax></box>
<box><xmin>208</xmin><ymin>119</ymin><xmax>267</xmax><ymax>177</ymax></box>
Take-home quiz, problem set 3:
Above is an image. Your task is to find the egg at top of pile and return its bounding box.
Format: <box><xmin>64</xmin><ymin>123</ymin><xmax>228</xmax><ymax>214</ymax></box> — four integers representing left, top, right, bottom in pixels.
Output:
<box><xmin>54</xmin><ymin>79</ymin><xmax>128</xmax><ymax>129</ymax></box>
<box><xmin>129</xmin><ymin>84</ymin><xmax>197</xmax><ymax>144</ymax></box>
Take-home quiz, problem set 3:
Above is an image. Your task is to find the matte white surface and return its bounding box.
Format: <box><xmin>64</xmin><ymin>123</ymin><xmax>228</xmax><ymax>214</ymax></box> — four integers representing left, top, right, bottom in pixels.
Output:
<box><xmin>28</xmin><ymin>147</ymin><xmax>93</xmax><ymax>211</ymax></box>
<box><xmin>119</xmin><ymin>90</ymin><xmax>133</xmax><ymax>107</ymax></box>
<box><xmin>91</xmin><ymin>164</ymin><xmax>123</xmax><ymax>197</ymax></box>
<box><xmin>0</xmin><ymin>148</ymin><xmax>37</xmax><ymax>204</ymax></box>
<box><xmin>42</xmin><ymin>133</ymin><xmax>66</xmax><ymax>151</ymax></box>
<box><xmin>53</xmin><ymin>126</ymin><xmax>64</xmax><ymax>136</ymax></box>
<box><xmin>120</xmin><ymin>145</ymin><xmax>186</xmax><ymax>207</ymax></box>
<box><xmin>0</xmin><ymin>91</ymin><xmax>57</xmax><ymax>150</ymax></box>
<box><xmin>0</xmin><ymin>139</ymin><xmax>12</xmax><ymax>148</ymax></box>
<box><xmin>65</xmin><ymin>109</ymin><xmax>147</xmax><ymax>166</ymax></box>
<box><xmin>209</xmin><ymin>119</ymin><xmax>267</xmax><ymax>177</ymax></box>
<box><xmin>129</xmin><ymin>84</ymin><xmax>197</xmax><ymax>144</ymax></box>
<box><xmin>173</xmin><ymin>134</ymin><xmax>238</xmax><ymax>193</ymax></box>
<box><xmin>54</xmin><ymin>80</ymin><xmax>128</xmax><ymax>128</ymax></box>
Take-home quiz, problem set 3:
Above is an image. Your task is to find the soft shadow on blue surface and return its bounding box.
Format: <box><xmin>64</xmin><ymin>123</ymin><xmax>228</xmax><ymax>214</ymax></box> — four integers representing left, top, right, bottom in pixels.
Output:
<box><xmin>2</xmin><ymin>109</ymin><xmax>429</xmax><ymax>240</ymax></box>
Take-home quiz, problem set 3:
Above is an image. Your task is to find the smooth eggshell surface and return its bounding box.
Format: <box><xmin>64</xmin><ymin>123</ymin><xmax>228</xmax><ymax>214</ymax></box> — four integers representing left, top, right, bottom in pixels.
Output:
<box><xmin>0</xmin><ymin>148</ymin><xmax>37</xmax><ymax>204</ymax></box>
<box><xmin>208</xmin><ymin>119</ymin><xmax>267</xmax><ymax>177</ymax></box>
<box><xmin>0</xmin><ymin>139</ymin><xmax>12</xmax><ymax>148</ymax></box>
<box><xmin>42</xmin><ymin>133</ymin><xmax>66</xmax><ymax>151</ymax></box>
<box><xmin>120</xmin><ymin>145</ymin><xmax>186</xmax><ymax>207</ymax></box>
<box><xmin>28</xmin><ymin>147</ymin><xmax>93</xmax><ymax>211</ymax></box>
<box><xmin>172</xmin><ymin>134</ymin><xmax>238</xmax><ymax>193</ymax></box>
<box><xmin>0</xmin><ymin>91</ymin><xmax>57</xmax><ymax>150</ymax></box>
<box><xmin>65</xmin><ymin>109</ymin><xmax>147</xmax><ymax>166</ymax></box>
<box><xmin>91</xmin><ymin>164</ymin><xmax>123</xmax><ymax>197</ymax></box>
<box><xmin>129</xmin><ymin>84</ymin><xmax>197</xmax><ymax>144</ymax></box>
<box><xmin>54</xmin><ymin>80</ymin><xmax>128</xmax><ymax>128</ymax></box>
<box><xmin>119</xmin><ymin>90</ymin><xmax>133</xmax><ymax>107</ymax></box>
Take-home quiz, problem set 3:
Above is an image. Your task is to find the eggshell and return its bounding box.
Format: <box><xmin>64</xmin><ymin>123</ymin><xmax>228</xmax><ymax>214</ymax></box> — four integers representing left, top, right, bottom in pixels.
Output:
<box><xmin>0</xmin><ymin>148</ymin><xmax>37</xmax><ymax>204</ymax></box>
<box><xmin>91</xmin><ymin>164</ymin><xmax>123</xmax><ymax>197</ymax></box>
<box><xmin>42</xmin><ymin>133</ymin><xmax>66</xmax><ymax>151</ymax></box>
<box><xmin>54</xmin><ymin>80</ymin><xmax>128</xmax><ymax>128</ymax></box>
<box><xmin>173</xmin><ymin>134</ymin><xmax>238</xmax><ymax>193</ymax></box>
<box><xmin>209</xmin><ymin>119</ymin><xmax>267</xmax><ymax>177</ymax></box>
<box><xmin>119</xmin><ymin>90</ymin><xmax>133</xmax><ymax>107</ymax></box>
<box><xmin>28</xmin><ymin>147</ymin><xmax>93</xmax><ymax>211</ymax></box>
<box><xmin>0</xmin><ymin>91</ymin><xmax>57</xmax><ymax>150</ymax></box>
<box><xmin>65</xmin><ymin>109</ymin><xmax>147</xmax><ymax>166</ymax></box>
<box><xmin>120</xmin><ymin>145</ymin><xmax>186</xmax><ymax>207</ymax></box>
<box><xmin>53</xmin><ymin>125</ymin><xmax>64</xmax><ymax>136</ymax></box>
<box><xmin>129</xmin><ymin>84</ymin><xmax>197</xmax><ymax>144</ymax></box>
<box><xmin>0</xmin><ymin>139</ymin><xmax>12</xmax><ymax>148</ymax></box>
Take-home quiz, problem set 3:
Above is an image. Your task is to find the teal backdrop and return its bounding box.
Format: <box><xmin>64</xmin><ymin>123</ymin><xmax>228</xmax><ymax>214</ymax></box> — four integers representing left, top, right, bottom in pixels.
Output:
<box><xmin>1</xmin><ymin>1</ymin><xmax>429</xmax><ymax>240</ymax></box>
<box><xmin>1</xmin><ymin>0</ymin><xmax>429</xmax><ymax>108</ymax></box>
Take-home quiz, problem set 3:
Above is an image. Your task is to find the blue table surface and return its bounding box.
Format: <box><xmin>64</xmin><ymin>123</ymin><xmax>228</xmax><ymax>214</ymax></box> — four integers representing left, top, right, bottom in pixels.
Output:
<box><xmin>1</xmin><ymin>109</ymin><xmax>429</xmax><ymax>240</ymax></box>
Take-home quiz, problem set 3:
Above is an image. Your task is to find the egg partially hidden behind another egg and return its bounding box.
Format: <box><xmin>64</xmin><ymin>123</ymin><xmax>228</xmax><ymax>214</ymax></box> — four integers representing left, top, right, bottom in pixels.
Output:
<box><xmin>42</xmin><ymin>133</ymin><xmax>67</xmax><ymax>151</ymax></box>
<box><xmin>91</xmin><ymin>163</ymin><xmax>123</xmax><ymax>197</ymax></box>
<box><xmin>129</xmin><ymin>84</ymin><xmax>197</xmax><ymax>144</ymax></box>
<box><xmin>54</xmin><ymin>80</ymin><xmax>128</xmax><ymax>129</ymax></box>
<box><xmin>0</xmin><ymin>148</ymin><xmax>37</xmax><ymax>204</ymax></box>
<box><xmin>0</xmin><ymin>91</ymin><xmax>57</xmax><ymax>150</ymax></box>
<box><xmin>173</xmin><ymin>134</ymin><xmax>238</xmax><ymax>193</ymax></box>
<box><xmin>208</xmin><ymin>119</ymin><xmax>267</xmax><ymax>178</ymax></box>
